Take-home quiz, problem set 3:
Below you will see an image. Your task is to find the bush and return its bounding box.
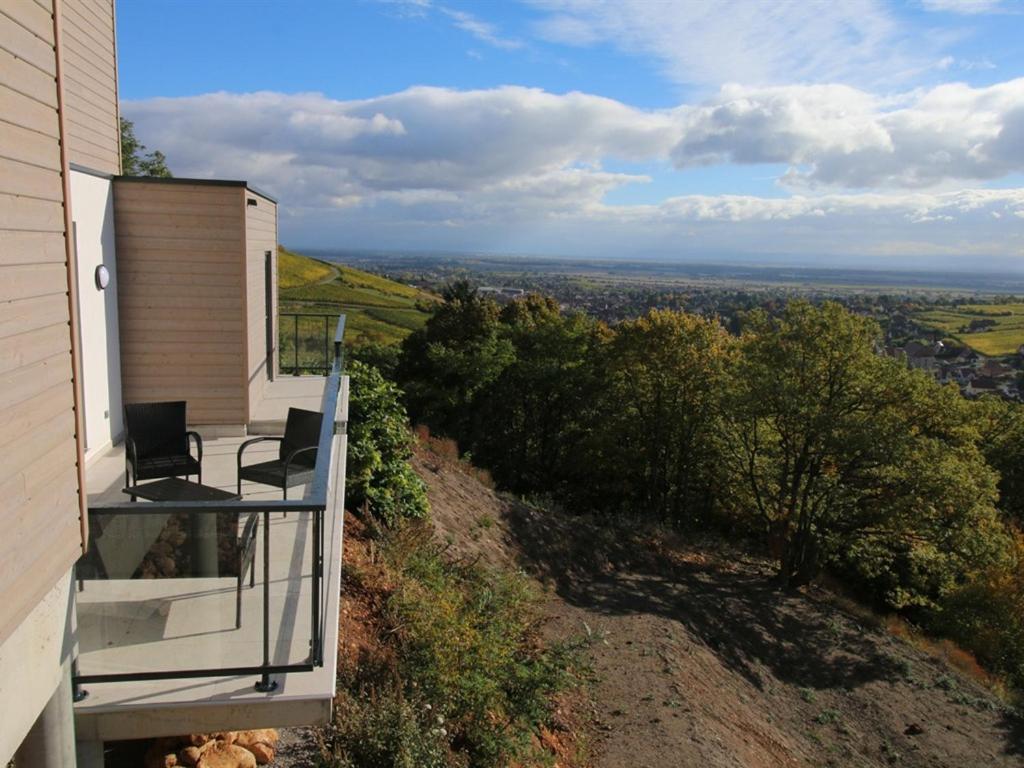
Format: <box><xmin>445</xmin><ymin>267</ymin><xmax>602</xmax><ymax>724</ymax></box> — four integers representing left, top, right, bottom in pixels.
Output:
<box><xmin>933</xmin><ymin>534</ymin><xmax>1024</xmax><ymax>694</ymax></box>
<box><xmin>320</xmin><ymin>688</ymin><xmax>452</xmax><ymax>768</ymax></box>
<box><xmin>385</xmin><ymin>526</ymin><xmax>579</xmax><ymax>767</ymax></box>
<box><xmin>319</xmin><ymin>522</ymin><xmax>581</xmax><ymax>768</ymax></box>
<box><xmin>347</xmin><ymin>360</ymin><xmax>429</xmax><ymax>525</ymax></box>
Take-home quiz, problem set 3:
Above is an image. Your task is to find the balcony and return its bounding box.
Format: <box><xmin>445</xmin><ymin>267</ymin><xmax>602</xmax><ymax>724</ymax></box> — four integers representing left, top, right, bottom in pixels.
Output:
<box><xmin>72</xmin><ymin>319</ymin><xmax>348</xmax><ymax>741</ymax></box>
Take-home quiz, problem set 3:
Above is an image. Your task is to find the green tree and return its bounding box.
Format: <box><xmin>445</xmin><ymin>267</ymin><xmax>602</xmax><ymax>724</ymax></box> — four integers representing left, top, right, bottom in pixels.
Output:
<box><xmin>120</xmin><ymin>117</ymin><xmax>172</xmax><ymax>177</ymax></box>
<box><xmin>721</xmin><ymin>301</ymin><xmax>1006</xmax><ymax>603</ymax></box>
<box><xmin>599</xmin><ymin>309</ymin><xmax>733</xmax><ymax>524</ymax></box>
<box><xmin>347</xmin><ymin>360</ymin><xmax>428</xmax><ymax>525</ymax></box>
<box><xmin>973</xmin><ymin>395</ymin><xmax>1024</xmax><ymax>526</ymax></box>
<box><xmin>397</xmin><ymin>281</ymin><xmax>513</xmax><ymax>441</ymax></box>
<box><xmin>470</xmin><ymin>294</ymin><xmax>605</xmax><ymax>496</ymax></box>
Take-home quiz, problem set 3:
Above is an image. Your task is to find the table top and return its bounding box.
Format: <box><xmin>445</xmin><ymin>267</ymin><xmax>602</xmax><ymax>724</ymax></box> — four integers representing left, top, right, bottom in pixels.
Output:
<box><xmin>123</xmin><ymin>477</ymin><xmax>242</xmax><ymax>503</ymax></box>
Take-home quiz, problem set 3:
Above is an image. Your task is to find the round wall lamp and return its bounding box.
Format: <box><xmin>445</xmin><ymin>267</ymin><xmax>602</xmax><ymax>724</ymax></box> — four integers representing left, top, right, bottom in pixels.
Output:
<box><xmin>95</xmin><ymin>265</ymin><xmax>110</xmax><ymax>290</ymax></box>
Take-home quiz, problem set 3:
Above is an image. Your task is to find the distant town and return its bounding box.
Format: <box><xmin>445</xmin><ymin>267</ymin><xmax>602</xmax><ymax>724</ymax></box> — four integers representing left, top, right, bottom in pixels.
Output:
<box><xmin>313</xmin><ymin>250</ymin><xmax>1024</xmax><ymax>403</ymax></box>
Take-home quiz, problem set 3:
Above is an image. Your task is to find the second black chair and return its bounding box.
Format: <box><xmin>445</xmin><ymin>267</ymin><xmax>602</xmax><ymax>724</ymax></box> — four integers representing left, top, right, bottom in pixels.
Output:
<box><xmin>236</xmin><ymin>407</ymin><xmax>323</xmax><ymax>499</ymax></box>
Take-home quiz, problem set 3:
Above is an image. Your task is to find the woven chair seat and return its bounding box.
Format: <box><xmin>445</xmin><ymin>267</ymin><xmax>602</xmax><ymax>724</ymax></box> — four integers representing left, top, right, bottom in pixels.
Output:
<box><xmin>239</xmin><ymin>459</ymin><xmax>314</xmax><ymax>490</ymax></box>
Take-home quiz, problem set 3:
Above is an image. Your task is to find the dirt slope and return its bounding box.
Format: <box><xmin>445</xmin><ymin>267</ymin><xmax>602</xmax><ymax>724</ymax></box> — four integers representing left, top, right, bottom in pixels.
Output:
<box><xmin>413</xmin><ymin>443</ymin><xmax>1024</xmax><ymax>768</ymax></box>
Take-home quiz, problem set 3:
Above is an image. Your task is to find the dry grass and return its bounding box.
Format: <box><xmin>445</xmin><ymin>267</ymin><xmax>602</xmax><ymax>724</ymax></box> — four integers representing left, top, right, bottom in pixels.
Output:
<box><xmin>413</xmin><ymin>425</ymin><xmax>495</xmax><ymax>489</ymax></box>
<box><xmin>816</xmin><ymin>573</ymin><xmax>1006</xmax><ymax>697</ymax></box>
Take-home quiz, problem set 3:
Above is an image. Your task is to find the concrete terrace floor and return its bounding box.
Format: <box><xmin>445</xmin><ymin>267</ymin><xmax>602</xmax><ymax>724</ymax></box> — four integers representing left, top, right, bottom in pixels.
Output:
<box><xmin>79</xmin><ymin>436</ymin><xmax>317</xmax><ymax>677</ymax></box>
<box><xmin>73</xmin><ymin>375</ymin><xmax>348</xmax><ymax>741</ymax></box>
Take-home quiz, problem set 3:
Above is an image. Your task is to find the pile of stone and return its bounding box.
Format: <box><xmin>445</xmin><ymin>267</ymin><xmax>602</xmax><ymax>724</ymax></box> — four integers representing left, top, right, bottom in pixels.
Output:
<box><xmin>135</xmin><ymin>515</ymin><xmax>188</xmax><ymax>579</ymax></box>
<box><xmin>143</xmin><ymin>729</ymin><xmax>279</xmax><ymax>767</ymax></box>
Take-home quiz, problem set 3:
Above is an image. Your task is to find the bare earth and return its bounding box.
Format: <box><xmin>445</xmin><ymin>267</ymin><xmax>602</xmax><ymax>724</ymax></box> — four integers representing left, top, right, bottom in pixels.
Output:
<box><xmin>413</xmin><ymin>443</ymin><xmax>1024</xmax><ymax>768</ymax></box>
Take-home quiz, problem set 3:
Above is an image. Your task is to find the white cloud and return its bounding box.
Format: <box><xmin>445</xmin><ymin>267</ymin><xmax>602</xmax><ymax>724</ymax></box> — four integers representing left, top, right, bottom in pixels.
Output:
<box><xmin>672</xmin><ymin>79</ymin><xmax>1024</xmax><ymax>188</ymax></box>
<box><xmin>123</xmin><ymin>85</ymin><xmax>1024</xmax><ymax>263</ymax></box>
<box><xmin>383</xmin><ymin>0</ymin><xmax>523</xmax><ymax>49</ymax></box>
<box><xmin>528</xmin><ymin>0</ymin><xmax>929</xmax><ymax>88</ymax></box>
<box><xmin>125</xmin><ymin>87</ymin><xmax>676</xmax><ymax>207</ymax></box>
<box><xmin>439</xmin><ymin>7</ymin><xmax>523</xmax><ymax>49</ymax></box>
<box><xmin>921</xmin><ymin>0</ymin><xmax>1005</xmax><ymax>14</ymax></box>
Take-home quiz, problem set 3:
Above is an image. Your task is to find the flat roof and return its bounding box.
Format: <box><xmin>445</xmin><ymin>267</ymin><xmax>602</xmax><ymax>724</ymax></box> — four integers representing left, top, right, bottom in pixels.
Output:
<box><xmin>113</xmin><ymin>175</ymin><xmax>278</xmax><ymax>204</ymax></box>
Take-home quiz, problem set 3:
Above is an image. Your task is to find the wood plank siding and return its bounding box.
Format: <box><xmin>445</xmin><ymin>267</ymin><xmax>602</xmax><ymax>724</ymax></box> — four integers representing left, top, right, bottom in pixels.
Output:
<box><xmin>244</xmin><ymin>191</ymin><xmax>277</xmax><ymax>417</ymax></box>
<box><xmin>113</xmin><ymin>179</ymin><xmax>255</xmax><ymax>426</ymax></box>
<box><xmin>0</xmin><ymin>0</ymin><xmax>86</xmax><ymax>643</ymax></box>
<box><xmin>60</xmin><ymin>0</ymin><xmax>119</xmax><ymax>174</ymax></box>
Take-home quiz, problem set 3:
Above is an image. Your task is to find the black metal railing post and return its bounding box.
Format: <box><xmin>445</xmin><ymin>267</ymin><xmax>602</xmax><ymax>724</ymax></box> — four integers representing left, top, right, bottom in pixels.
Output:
<box><xmin>293</xmin><ymin>315</ymin><xmax>299</xmax><ymax>376</ymax></box>
<box><xmin>322</xmin><ymin>316</ymin><xmax>329</xmax><ymax>376</ymax></box>
<box><xmin>311</xmin><ymin>508</ymin><xmax>320</xmax><ymax>665</ymax></box>
<box><xmin>255</xmin><ymin>508</ymin><xmax>276</xmax><ymax>692</ymax></box>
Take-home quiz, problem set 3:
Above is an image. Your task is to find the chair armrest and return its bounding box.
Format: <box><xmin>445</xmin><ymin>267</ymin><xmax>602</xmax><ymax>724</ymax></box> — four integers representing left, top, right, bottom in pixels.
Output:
<box><xmin>125</xmin><ymin>435</ymin><xmax>138</xmax><ymax>464</ymax></box>
<box><xmin>186</xmin><ymin>431</ymin><xmax>203</xmax><ymax>463</ymax></box>
<box><xmin>283</xmin><ymin>445</ymin><xmax>319</xmax><ymax>487</ymax></box>
<box><xmin>237</xmin><ymin>436</ymin><xmax>283</xmax><ymax>469</ymax></box>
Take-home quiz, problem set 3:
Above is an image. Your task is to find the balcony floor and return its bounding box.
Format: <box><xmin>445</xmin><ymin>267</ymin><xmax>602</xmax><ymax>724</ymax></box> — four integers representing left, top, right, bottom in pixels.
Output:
<box><xmin>75</xmin><ymin>381</ymin><xmax>347</xmax><ymax>740</ymax></box>
<box><xmin>250</xmin><ymin>375</ymin><xmax>328</xmax><ymax>434</ymax></box>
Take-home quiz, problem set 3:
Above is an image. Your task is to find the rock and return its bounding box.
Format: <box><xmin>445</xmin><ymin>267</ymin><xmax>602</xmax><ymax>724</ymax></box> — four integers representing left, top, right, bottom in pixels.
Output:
<box><xmin>143</xmin><ymin>747</ymin><xmax>178</xmax><ymax>768</ymax></box>
<box><xmin>212</xmin><ymin>732</ymin><xmax>237</xmax><ymax>745</ymax></box>
<box><xmin>196</xmin><ymin>743</ymin><xmax>256</xmax><ymax>768</ymax></box>
<box><xmin>246</xmin><ymin>743</ymin><xmax>275</xmax><ymax>765</ymax></box>
<box><xmin>188</xmin><ymin>734</ymin><xmax>212</xmax><ymax>747</ymax></box>
<box><xmin>234</xmin><ymin>729</ymin><xmax>279</xmax><ymax>748</ymax></box>
<box><xmin>179</xmin><ymin>740</ymin><xmax>218</xmax><ymax>767</ymax></box>
<box><xmin>904</xmin><ymin>723</ymin><xmax>925</xmax><ymax>736</ymax></box>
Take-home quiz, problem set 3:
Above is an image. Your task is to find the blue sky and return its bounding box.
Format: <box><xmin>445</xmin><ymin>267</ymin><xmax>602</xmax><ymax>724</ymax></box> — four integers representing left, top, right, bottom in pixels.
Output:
<box><xmin>118</xmin><ymin>0</ymin><xmax>1024</xmax><ymax>269</ymax></box>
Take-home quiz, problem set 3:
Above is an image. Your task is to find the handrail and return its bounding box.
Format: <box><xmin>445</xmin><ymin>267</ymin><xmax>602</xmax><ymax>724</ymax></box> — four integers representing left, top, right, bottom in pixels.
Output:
<box><xmin>280</xmin><ymin>312</ymin><xmax>339</xmax><ymax>375</ymax></box>
<box><xmin>73</xmin><ymin>315</ymin><xmax>347</xmax><ymax>695</ymax></box>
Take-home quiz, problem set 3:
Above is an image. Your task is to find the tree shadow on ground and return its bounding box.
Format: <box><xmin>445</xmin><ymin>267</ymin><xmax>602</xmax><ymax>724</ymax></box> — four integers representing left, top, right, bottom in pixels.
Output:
<box><xmin>505</xmin><ymin>500</ymin><xmax>1024</xmax><ymax>759</ymax></box>
<box><xmin>999</xmin><ymin>710</ymin><xmax>1024</xmax><ymax>757</ymax></box>
<box><xmin>505</xmin><ymin>501</ymin><xmax>905</xmax><ymax>694</ymax></box>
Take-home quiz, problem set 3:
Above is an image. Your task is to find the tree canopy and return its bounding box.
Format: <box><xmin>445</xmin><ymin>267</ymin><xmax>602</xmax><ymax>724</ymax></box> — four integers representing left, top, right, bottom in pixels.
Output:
<box><xmin>393</xmin><ymin>286</ymin><xmax>1023</xmax><ymax>689</ymax></box>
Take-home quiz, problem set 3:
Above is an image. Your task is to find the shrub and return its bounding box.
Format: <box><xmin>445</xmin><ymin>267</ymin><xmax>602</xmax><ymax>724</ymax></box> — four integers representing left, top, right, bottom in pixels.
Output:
<box><xmin>933</xmin><ymin>537</ymin><xmax>1024</xmax><ymax>694</ymax></box>
<box><xmin>385</xmin><ymin>526</ymin><xmax>579</xmax><ymax>767</ymax></box>
<box><xmin>319</xmin><ymin>522</ymin><xmax>581</xmax><ymax>768</ymax></box>
<box><xmin>320</xmin><ymin>688</ymin><xmax>452</xmax><ymax>768</ymax></box>
<box><xmin>347</xmin><ymin>360</ymin><xmax>429</xmax><ymax>525</ymax></box>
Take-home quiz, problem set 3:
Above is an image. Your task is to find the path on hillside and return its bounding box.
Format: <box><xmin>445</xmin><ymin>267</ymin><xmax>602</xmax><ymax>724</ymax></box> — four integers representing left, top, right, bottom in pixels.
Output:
<box><xmin>414</xmin><ymin>446</ymin><xmax>1024</xmax><ymax>768</ymax></box>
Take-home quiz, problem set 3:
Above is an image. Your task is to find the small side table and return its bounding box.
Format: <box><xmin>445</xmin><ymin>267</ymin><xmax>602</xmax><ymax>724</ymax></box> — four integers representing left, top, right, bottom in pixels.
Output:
<box><xmin>123</xmin><ymin>477</ymin><xmax>241</xmax><ymax>503</ymax></box>
<box><xmin>123</xmin><ymin>478</ymin><xmax>243</xmax><ymax>576</ymax></box>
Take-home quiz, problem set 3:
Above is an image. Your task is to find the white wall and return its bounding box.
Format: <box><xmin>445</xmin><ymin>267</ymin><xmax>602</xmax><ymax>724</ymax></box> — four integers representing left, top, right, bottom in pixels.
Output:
<box><xmin>0</xmin><ymin>570</ymin><xmax>74</xmax><ymax>764</ymax></box>
<box><xmin>71</xmin><ymin>170</ymin><xmax>122</xmax><ymax>459</ymax></box>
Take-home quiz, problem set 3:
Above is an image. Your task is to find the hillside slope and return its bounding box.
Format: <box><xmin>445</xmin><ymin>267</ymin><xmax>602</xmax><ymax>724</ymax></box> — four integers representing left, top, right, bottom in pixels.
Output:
<box><xmin>412</xmin><ymin>439</ymin><xmax>1023</xmax><ymax>768</ymax></box>
<box><xmin>278</xmin><ymin>246</ymin><xmax>434</xmax><ymax>346</ymax></box>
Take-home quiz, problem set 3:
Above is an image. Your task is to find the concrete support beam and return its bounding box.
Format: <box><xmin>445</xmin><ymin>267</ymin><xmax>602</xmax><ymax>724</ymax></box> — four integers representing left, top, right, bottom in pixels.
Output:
<box><xmin>14</xmin><ymin>659</ymin><xmax>77</xmax><ymax>768</ymax></box>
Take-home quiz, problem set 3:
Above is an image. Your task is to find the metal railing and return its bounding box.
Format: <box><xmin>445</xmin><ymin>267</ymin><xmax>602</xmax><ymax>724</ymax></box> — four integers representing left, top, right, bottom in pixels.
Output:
<box><xmin>280</xmin><ymin>313</ymin><xmax>340</xmax><ymax>376</ymax></box>
<box><xmin>73</xmin><ymin>315</ymin><xmax>346</xmax><ymax>696</ymax></box>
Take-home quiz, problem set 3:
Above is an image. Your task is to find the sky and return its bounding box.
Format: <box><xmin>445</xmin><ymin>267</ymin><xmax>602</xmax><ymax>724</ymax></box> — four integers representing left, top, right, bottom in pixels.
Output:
<box><xmin>117</xmin><ymin>0</ymin><xmax>1024</xmax><ymax>271</ymax></box>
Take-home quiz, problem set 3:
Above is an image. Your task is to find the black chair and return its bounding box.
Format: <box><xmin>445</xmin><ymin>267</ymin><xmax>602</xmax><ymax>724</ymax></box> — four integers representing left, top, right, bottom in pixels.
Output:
<box><xmin>236</xmin><ymin>513</ymin><xmax>259</xmax><ymax>628</ymax></box>
<box><xmin>124</xmin><ymin>401</ymin><xmax>203</xmax><ymax>488</ymax></box>
<box><xmin>236</xmin><ymin>408</ymin><xmax>323</xmax><ymax>499</ymax></box>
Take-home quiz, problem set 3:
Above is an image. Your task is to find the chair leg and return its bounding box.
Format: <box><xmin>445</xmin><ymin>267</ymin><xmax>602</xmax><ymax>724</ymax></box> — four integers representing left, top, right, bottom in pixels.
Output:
<box><xmin>250</xmin><ymin>553</ymin><xmax>256</xmax><ymax>588</ymax></box>
<box><xmin>236</xmin><ymin>576</ymin><xmax>242</xmax><ymax>630</ymax></box>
